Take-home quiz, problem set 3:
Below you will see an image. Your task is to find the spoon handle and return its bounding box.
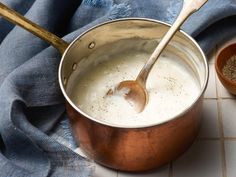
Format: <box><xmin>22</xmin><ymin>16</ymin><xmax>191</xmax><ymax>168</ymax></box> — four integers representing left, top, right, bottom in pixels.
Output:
<box><xmin>0</xmin><ymin>2</ymin><xmax>69</xmax><ymax>54</ymax></box>
<box><xmin>136</xmin><ymin>0</ymin><xmax>208</xmax><ymax>85</ymax></box>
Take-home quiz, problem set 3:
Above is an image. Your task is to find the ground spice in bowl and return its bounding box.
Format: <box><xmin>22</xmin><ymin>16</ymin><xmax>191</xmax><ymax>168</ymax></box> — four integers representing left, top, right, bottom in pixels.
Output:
<box><xmin>222</xmin><ymin>55</ymin><xmax>236</xmax><ymax>82</ymax></box>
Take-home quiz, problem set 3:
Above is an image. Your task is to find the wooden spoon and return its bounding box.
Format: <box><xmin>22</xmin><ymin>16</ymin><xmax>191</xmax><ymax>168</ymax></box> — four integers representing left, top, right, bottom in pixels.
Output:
<box><xmin>111</xmin><ymin>0</ymin><xmax>208</xmax><ymax>112</ymax></box>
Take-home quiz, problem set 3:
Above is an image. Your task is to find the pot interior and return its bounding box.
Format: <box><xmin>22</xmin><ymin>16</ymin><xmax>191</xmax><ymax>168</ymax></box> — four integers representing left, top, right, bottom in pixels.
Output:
<box><xmin>59</xmin><ymin>19</ymin><xmax>208</xmax><ymax>128</ymax></box>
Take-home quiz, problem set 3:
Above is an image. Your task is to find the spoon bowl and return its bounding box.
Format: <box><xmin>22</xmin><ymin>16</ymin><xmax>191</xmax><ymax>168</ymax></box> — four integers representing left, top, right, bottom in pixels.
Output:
<box><xmin>116</xmin><ymin>80</ymin><xmax>148</xmax><ymax>112</ymax></box>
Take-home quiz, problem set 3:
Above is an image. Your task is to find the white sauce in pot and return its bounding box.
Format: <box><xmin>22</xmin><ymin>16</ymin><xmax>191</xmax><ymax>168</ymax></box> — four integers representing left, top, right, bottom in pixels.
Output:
<box><xmin>68</xmin><ymin>41</ymin><xmax>201</xmax><ymax>127</ymax></box>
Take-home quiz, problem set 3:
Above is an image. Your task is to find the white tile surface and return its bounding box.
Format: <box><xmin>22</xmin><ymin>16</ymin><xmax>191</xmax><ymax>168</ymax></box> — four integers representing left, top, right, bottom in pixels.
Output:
<box><xmin>198</xmin><ymin>99</ymin><xmax>219</xmax><ymax>138</ymax></box>
<box><xmin>173</xmin><ymin>140</ymin><xmax>222</xmax><ymax>177</ymax></box>
<box><xmin>221</xmin><ymin>99</ymin><xmax>236</xmax><ymax>137</ymax></box>
<box><xmin>204</xmin><ymin>64</ymin><xmax>217</xmax><ymax>98</ymax></box>
<box><xmin>75</xmin><ymin>147</ymin><xmax>87</xmax><ymax>158</ymax></box>
<box><xmin>75</xmin><ymin>148</ymin><xmax>117</xmax><ymax>177</ymax></box>
<box><xmin>118</xmin><ymin>165</ymin><xmax>169</xmax><ymax>177</ymax></box>
<box><xmin>225</xmin><ymin>140</ymin><xmax>236</xmax><ymax>177</ymax></box>
<box><xmin>94</xmin><ymin>163</ymin><xmax>117</xmax><ymax>177</ymax></box>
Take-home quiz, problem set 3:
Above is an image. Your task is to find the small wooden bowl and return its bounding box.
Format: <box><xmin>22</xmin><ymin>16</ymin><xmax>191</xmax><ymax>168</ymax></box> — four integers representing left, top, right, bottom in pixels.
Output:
<box><xmin>215</xmin><ymin>43</ymin><xmax>236</xmax><ymax>95</ymax></box>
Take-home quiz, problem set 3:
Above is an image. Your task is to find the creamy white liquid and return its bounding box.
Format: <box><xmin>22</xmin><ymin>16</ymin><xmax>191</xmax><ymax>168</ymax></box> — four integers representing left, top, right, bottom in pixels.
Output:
<box><xmin>69</xmin><ymin>46</ymin><xmax>201</xmax><ymax>127</ymax></box>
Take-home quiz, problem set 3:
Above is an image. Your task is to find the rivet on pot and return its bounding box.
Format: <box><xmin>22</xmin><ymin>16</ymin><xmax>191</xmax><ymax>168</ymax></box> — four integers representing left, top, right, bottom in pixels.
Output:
<box><xmin>72</xmin><ymin>63</ymin><xmax>77</xmax><ymax>71</ymax></box>
<box><xmin>88</xmin><ymin>42</ymin><xmax>95</xmax><ymax>49</ymax></box>
<box><xmin>63</xmin><ymin>77</ymin><xmax>67</xmax><ymax>85</ymax></box>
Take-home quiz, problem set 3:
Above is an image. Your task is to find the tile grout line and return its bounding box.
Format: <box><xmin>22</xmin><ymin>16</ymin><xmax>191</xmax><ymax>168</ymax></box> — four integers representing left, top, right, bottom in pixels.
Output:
<box><xmin>215</xmin><ymin>45</ymin><xmax>227</xmax><ymax>177</ymax></box>
<box><xmin>197</xmin><ymin>137</ymin><xmax>221</xmax><ymax>140</ymax></box>
<box><xmin>169</xmin><ymin>162</ymin><xmax>173</xmax><ymax>177</ymax></box>
<box><xmin>204</xmin><ymin>97</ymin><xmax>236</xmax><ymax>100</ymax></box>
<box><xmin>224</xmin><ymin>137</ymin><xmax>236</xmax><ymax>140</ymax></box>
<box><xmin>218</xmin><ymin>97</ymin><xmax>236</xmax><ymax>99</ymax></box>
<box><xmin>204</xmin><ymin>97</ymin><xmax>217</xmax><ymax>100</ymax></box>
<box><xmin>217</xmin><ymin>98</ymin><xmax>227</xmax><ymax>177</ymax></box>
<box><xmin>197</xmin><ymin>137</ymin><xmax>236</xmax><ymax>141</ymax></box>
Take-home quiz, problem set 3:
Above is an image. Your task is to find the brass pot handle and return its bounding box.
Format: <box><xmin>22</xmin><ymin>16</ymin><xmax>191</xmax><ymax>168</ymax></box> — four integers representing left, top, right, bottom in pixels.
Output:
<box><xmin>0</xmin><ymin>2</ymin><xmax>69</xmax><ymax>54</ymax></box>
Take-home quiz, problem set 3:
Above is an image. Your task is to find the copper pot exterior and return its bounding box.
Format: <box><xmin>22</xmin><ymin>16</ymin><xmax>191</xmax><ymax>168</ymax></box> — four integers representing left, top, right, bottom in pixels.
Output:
<box><xmin>66</xmin><ymin>96</ymin><xmax>203</xmax><ymax>171</ymax></box>
<box><xmin>58</xmin><ymin>19</ymin><xmax>208</xmax><ymax>172</ymax></box>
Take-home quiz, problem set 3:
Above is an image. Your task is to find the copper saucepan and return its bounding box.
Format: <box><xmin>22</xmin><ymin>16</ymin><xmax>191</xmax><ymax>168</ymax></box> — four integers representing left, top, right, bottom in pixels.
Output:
<box><xmin>0</xmin><ymin>3</ymin><xmax>209</xmax><ymax>172</ymax></box>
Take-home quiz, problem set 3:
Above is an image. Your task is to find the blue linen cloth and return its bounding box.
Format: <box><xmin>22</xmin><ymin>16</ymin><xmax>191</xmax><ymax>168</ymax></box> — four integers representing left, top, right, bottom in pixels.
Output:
<box><xmin>0</xmin><ymin>0</ymin><xmax>236</xmax><ymax>176</ymax></box>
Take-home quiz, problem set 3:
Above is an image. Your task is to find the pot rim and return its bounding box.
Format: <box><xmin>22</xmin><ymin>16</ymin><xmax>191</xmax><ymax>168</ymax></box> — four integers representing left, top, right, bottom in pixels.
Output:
<box><xmin>58</xmin><ymin>17</ymin><xmax>209</xmax><ymax>129</ymax></box>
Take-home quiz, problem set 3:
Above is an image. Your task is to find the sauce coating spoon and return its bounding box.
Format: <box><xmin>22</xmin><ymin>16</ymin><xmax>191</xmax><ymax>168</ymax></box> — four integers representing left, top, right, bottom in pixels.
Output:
<box><xmin>110</xmin><ymin>0</ymin><xmax>208</xmax><ymax>112</ymax></box>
